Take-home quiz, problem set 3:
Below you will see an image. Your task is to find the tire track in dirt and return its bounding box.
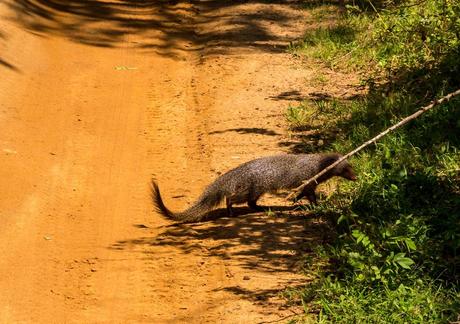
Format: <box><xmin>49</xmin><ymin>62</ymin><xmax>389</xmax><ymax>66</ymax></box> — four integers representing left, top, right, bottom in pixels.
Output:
<box><xmin>0</xmin><ymin>0</ymin><xmax>345</xmax><ymax>322</ymax></box>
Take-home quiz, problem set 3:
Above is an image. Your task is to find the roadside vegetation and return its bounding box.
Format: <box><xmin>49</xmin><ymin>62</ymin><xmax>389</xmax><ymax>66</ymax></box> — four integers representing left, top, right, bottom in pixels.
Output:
<box><xmin>287</xmin><ymin>0</ymin><xmax>460</xmax><ymax>322</ymax></box>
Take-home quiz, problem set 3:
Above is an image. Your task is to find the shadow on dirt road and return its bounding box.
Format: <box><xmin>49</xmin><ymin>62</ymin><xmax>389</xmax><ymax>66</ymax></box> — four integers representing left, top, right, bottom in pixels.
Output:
<box><xmin>0</xmin><ymin>29</ymin><xmax>20</xmax><ymax>71</ymax></box>
<box><xmin>7</xmin><ymin>0</ymin><xmax>305</xmax><ymax>56</ymax></box>
<box><xmin>0</xmin><ymin>57</ymin><xmax>19</xmax><ymax>71</ymax></box>
<box><xmin>110</xmin><ymin>208</ymin><xmax>331</xmax><ymax>303</ymax></box>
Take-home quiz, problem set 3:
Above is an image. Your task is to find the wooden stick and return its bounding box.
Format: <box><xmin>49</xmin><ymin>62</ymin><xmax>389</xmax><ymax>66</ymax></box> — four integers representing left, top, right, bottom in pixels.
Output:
<box><xmin>286</xmin><ymin>88</ymin><xmax>460</xmax><ymax>201</ymax></box>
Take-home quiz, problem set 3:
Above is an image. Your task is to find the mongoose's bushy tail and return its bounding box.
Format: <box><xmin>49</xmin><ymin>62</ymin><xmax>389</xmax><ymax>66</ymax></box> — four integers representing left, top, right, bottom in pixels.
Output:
<box><xmin>150</xmin><ymin>180</ymin><xmax>224</xmax><ymax>222</ymax></box>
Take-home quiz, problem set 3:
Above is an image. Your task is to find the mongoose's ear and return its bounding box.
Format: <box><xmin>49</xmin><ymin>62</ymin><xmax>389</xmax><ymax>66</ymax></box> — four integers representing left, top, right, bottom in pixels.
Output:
<box><xmin>321</xmin><ymin>154</ymin><xmax>342</xmax><ymax>169</ymax></box>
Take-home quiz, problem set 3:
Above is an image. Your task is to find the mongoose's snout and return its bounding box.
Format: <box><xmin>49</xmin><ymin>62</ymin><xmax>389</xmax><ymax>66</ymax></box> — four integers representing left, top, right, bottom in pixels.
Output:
<box><xmin>342</xmin><ymin>165</ymin><xmax>357</xmax><ymax>181</ymax></box>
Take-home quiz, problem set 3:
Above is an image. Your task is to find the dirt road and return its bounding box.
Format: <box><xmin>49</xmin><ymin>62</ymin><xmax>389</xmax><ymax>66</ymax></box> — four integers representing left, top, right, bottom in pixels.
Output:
<box><xmin>0</xmin><ymin>1</ymin><xmax>353</xmax><ymax>322</ymax></box>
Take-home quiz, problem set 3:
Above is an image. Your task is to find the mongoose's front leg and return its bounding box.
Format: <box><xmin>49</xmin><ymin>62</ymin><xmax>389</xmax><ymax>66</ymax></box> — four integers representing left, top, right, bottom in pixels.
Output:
<box><xmin>305</xmin><ymin>189</ymin><xmax>317</xmax><ymax>205</ymax></box>
<box><xmin>247</xmin><ymin>191</ymin><xmax>263</xmax><ymax>211</ymax></box>
<box><xmin>296</xmin><ymin>185</ymin><xmax>317</xmax><ymax>205</ymax></box>
<box><xmin>225</xmin><ymin>197</ymin><xmax>234</xmax><ymax>217</ymax></box>
<box><xmin>248</xmin><ymin>199</ymin><xmax>264</xmax><ymax>211</ymax></box>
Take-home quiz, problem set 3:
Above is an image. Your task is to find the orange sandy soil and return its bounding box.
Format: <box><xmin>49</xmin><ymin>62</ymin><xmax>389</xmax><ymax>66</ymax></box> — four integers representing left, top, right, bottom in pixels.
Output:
<box><xmin>0</xmin><ymin>1</ymin><xmax>359</xmax><ymax>322</ymax></box>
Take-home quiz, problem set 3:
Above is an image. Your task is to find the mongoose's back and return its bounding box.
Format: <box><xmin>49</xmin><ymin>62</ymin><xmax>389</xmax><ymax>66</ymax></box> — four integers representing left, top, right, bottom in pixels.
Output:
<box><xmin>214</xmin><ymin>154</ymin><xmax>338</xmax><ymax>195</ymax></box>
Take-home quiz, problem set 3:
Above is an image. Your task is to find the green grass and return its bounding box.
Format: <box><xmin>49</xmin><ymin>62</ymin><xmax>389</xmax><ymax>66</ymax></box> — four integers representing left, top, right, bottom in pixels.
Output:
<box><xmin>313</xmin><ymin>278</ymin><xmax>460</xmax><ymax>323</ymax></box>
<box><xmin>286</xmin><ymin>102</ymin><xmax>315</xmax><ymax>129</ymax></box>
<box><xmin>288</xmin><ymin>94</ymin><xmax>460</xmax><ymax>322</ymax></box>
<box><xmin>287</xmin><ymin>1</ymin><xmax>460</xmax><ymax>322</ymax></box>
<box><xmin>311</xmin><ymin>73</ymin><xmax>329</xmax><ymax>86</ymax></box>
<box><xmin>289</xmin><ymin>9</ymin><xmax>375</xmax><ymax>71</ymax></box>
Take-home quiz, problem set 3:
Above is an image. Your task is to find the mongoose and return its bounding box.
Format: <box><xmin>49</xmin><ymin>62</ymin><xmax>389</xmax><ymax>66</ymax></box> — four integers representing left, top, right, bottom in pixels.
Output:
<box><xmin>151</xmin><ymin>153</ymin><xmax>356</xmax><ymax>222</ymax></box>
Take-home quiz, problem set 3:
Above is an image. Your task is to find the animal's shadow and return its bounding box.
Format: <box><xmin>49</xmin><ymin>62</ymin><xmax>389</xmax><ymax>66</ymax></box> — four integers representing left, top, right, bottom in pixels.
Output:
<box><xmin>111</xmin><ymin>205</ymin><xmax>333</xmax><ymax>306</ymax></box>
<box><xmin>196</xmin><ymin>204</ymin><xmax>296</xmax><ymax>222</ymax></box>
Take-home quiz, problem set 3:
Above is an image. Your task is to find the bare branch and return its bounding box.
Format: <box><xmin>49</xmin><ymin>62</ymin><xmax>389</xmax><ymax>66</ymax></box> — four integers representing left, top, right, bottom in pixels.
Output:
<box><xmin>286</xmin><ymin>88</ymin><xmax>460</xmax><ymax>201</ymax></box>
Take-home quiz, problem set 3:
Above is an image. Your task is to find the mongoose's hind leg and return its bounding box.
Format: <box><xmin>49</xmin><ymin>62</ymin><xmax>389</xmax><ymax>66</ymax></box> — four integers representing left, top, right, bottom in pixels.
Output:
<box><xmin>225</xmin><ymin>197</ymin><xmax>234</xmax><ymax>217</ymax></box>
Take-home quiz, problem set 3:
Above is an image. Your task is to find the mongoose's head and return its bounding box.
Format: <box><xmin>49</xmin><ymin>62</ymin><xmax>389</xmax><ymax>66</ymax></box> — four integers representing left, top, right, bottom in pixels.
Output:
<box><xmin>337</xmin><ymin>162</ymin><xmax>357</xmax><ymax>181</ymax></box>
<box><xmin>324</xmin><ymin>154</ymin><xmax>357</xmax><ymax>181</ymax></box>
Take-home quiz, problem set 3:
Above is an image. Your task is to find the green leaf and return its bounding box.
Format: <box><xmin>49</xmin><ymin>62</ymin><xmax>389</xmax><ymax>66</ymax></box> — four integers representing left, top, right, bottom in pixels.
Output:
<box><xmin>397</xmin><ymin>258</ymin><xmax>414</xmax><ymax>269</ymax></box>
<box><xmin>394</xmin><ymin>253</ymin><xmax>415</xmax><ymax>269</ymax></box>
<box><xmin>404</xmin><ymin>238</ymin><xmax>417</xmax><ymax>251</ymax></box>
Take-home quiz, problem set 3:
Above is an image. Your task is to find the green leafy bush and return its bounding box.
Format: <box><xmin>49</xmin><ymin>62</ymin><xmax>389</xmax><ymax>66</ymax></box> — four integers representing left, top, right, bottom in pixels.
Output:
<box><xmin>289</xmin><ymin>0</ymin><xmax>460</xmax><ymax>322</ymax></box>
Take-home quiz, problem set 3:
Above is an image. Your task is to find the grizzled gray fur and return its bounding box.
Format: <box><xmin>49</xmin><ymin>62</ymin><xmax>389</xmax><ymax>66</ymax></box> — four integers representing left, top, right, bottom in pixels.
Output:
<box><xmin>151</xmin><ymin>153</ymin><xmax>356</xmax><ymax>222</ymax></box>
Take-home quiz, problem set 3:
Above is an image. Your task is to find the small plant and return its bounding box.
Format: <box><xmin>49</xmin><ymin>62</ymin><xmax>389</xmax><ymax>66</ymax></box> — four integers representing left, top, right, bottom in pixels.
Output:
<box><xmin>311</xmin><ymin>73</ymin><xmax>328</xmax><ymax>86</ymax></box>
<box><xmin>286</xmin><ymin>103</ymin><xmax>315</xmax><ymax>129</ymax></box>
